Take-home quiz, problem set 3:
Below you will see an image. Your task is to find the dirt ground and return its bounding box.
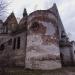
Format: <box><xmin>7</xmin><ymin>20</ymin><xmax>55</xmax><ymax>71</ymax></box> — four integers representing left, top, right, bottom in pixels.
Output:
<box><xmin>0</xmin><ymin>67</ymin><xmax>75</xmax><ymax>75</ymax></box>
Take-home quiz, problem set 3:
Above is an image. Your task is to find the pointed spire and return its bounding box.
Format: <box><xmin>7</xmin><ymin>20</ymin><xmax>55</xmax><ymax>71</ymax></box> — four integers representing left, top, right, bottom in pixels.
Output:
<box><xmin>10</xmin><ymin>12</ymin><xmax>15</xmax><ymax>18</ymax></box>
<box><xmin>52</xmin><ymin>3</ymin><xmax>58</xmax><ymax>13</ymax></box>
<box><xmin>51</xmin><ymin>3</ymin><xmax>67</xmax><ymax>39</ymax></box>
<box><xmin>4</xmin><ymin>12</ymin><xmax>17</xmax><ymax>24</ymax></box>
<box><xmin>23</xmin><ymin>8</ymin><xmax>28</xmax><ymax>17</ymax></box>
<box><xmin>6</xmin><ymin>12</ymin><xmax>16</xmax><ymax>21</ymax></box>
<box><xmin>49</xmin><ymin>3</ymin><xmax>58</xmax><ymax>16</ymax></box>
<box><xmin>53</xmin><ymin>3</ymin><xmax>57</xmax><ymax>8</ymax></box>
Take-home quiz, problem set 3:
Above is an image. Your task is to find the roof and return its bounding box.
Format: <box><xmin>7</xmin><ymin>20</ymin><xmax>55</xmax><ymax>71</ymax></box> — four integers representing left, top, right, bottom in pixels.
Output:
<box><xmin>4</xmin><ymin>12</ymin><xmax>18</xmax><ymax>26</ymax></box>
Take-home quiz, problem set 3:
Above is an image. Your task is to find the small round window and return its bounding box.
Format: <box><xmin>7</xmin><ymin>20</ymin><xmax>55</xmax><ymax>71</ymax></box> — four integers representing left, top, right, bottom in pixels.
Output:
<box><xmin>30</xmin><ymin>22</ymin><xmax>39</xmax><ymax>31</ymax></box>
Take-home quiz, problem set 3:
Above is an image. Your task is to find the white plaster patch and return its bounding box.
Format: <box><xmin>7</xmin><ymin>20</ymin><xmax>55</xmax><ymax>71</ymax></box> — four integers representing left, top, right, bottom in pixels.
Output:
<box><xmin>27</xmin><ymin>35</ymin><xmax>43</xmax><ymax>47</ymax></box>
<box><xmin>26</xmin><ymin>44</ymin><xmax>60</xmax><ymax>59</ymax></box>
<box><xmin>39</xmin><ymin>21</ymin><xmax>56</xmax><ymax>35</ymax></box>
<box><xmin>26</xmin><ymin>34</ymin><xmax>61</xmax><ymax>70</ymax></box>
<box><xmin>26</xmin><ymin>12</ymin><xmax>61</xmax><ymax>69</ymax></box>
<box><xmin>26</xmin><ymin>60</ymin><xmax>61</xmax><ymax>70</ymax></box>
<box><xmin>26</xmin><ymin>34</ymin><xmax>60</xmax><ymax>59</ymax></box>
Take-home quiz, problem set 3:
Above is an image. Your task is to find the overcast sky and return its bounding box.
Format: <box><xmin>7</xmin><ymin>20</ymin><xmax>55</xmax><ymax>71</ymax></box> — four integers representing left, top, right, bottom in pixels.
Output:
<box><xmin>3</xmin><ymin>0</ymin><xmax>75</xmax><ymax>41</ymax></box>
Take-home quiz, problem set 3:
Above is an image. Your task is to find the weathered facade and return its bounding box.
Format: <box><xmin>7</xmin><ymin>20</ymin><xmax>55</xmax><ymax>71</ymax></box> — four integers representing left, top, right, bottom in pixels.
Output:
<box><xmin>0</xmin><ymin>3</ymin><xmax>75</xmax><ymax>70</ymax></box>
<box><xmin>25</xmin><ymin>6</ymin><xmax>61</xmax><ymax>69</ymax></box>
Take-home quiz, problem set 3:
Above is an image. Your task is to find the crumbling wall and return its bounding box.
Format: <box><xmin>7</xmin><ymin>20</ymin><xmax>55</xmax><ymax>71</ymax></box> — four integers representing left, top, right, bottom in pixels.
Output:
<box><xmin>25</xmin><ymin>12</ymin><xmax>61</xmax><ymax>70</ymax></box>
<box><xmin>12</xmin><ymin>32</ymin><xmax>26</xmax><ymax>67</ymax></box>
<box><xmin>0</xmin><ymin>31</ymin><xmax>26</xmax><ymax>67</ymax></box>
<box><xmin>0</xmin><ymin>37</ymin><xmax>14</xmax><ymax>67</ymax></box>
<box><xmin>60</xmin><ymin>46</ymin><xmax>73</xmax><ymax>66</ymax></box>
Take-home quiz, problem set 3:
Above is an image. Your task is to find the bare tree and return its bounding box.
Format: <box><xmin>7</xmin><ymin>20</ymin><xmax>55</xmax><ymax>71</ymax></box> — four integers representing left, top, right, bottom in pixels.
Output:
<box><xmin>0</xmin><ymin>0</ymin><xmax>8</xmax><ymax>16</ymax></box>
<box><xmin>0</xmin><ymin>0</ymin><xmax>13</xmax><ymax>21</ymax></box>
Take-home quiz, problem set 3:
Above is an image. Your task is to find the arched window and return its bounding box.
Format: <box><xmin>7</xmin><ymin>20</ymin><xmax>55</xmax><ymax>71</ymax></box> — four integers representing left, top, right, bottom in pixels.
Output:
<box><xmin>13</xmin><ymin>38</ymin><xmax>16</xmax><ymax>50</ymax></box>
<box><xmin>13</xmin><ymin>37</ymin><xmax>20</xmax><ymax>50</ymax></box>
<box><xmin>17</xmin><ymin>37</ymin><xmax>20</xmax><ymax>49</ymax></box>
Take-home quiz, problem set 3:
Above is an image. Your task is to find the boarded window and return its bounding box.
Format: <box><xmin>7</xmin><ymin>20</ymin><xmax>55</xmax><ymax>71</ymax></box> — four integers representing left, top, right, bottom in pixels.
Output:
<box><xmin>17</xmin><ymin>37</ymin><xmax>20</xmax><ymax>49</ymax></box>
<box><xmin>0</xmin><ymin>44</ymin><xmax>5</xmax><ymax>51</ymax></box>
<box><xmin>13</xmin><ymin>38</ymin><xmax>16</xmax><ymax>50</ymax></box>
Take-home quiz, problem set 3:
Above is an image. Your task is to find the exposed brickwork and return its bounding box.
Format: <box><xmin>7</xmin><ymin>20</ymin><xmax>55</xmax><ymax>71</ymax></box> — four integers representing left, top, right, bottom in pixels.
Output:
<box><xmin>30</xmin><ymin>22</ymin><xmax>46</xmax><ymax>34</ymax></box>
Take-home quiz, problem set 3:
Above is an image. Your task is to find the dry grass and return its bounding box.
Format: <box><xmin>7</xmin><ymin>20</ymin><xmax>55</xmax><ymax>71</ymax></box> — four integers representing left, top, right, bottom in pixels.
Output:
<box><xmin>0</xmin><ymin>67</ymin><xmax>75</xmax><ymax>75</ymax></box>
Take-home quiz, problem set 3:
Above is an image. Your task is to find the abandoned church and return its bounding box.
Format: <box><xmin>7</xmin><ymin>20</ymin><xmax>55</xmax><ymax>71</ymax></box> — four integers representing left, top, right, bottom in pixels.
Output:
<box><xmin>0</xmin><ymin>3</ymin><xmax>75</xmax><ymax>70</ymax></box>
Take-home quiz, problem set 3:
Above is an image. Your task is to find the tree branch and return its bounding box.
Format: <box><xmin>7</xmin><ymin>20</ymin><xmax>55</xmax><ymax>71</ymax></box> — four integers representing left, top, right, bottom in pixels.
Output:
<box><xmin>0</xmin><ymin>0</ymin><xmax>12</xmax><ymax>16</ymax></box>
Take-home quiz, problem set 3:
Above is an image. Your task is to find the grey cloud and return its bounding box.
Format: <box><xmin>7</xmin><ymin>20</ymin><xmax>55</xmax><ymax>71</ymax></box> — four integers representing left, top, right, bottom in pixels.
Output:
<box><xmin>55</xmin><ymin>0</ymin><xmax>75</xmax><ymax>40</ymax></box>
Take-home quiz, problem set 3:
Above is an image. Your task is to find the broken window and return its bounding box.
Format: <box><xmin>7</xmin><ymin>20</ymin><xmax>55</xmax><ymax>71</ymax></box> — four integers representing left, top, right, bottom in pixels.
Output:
<box><xmin>17</xmin><ymin>37</ymin><xmax>20</xmax><ymax>49</ymax></box>
<box><xmin>31</xmin><ymin>22</ymin><xmax>39</xmax><ymax>31</ymax></box>
<box><xmin>0</xmin><ymin>44</ymin><xmax>5</xmax><ymax>51</ymax></box>
<box><xmin>13</xmin><ymin>38</ymin><xmax>16</xmax><ymax>50</ymax></box>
